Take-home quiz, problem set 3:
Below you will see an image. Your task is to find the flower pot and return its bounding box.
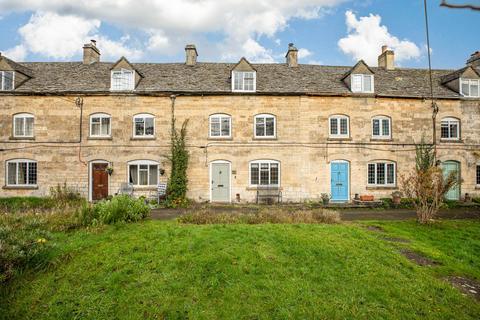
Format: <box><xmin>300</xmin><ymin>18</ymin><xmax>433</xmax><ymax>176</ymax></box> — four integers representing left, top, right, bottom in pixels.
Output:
<box><xmin>392</xmin><ymin>196</ymin><xmax>401</xmax><ymax>205</ymax></box>
<box><xmin>360</xmin><ymin>195</ymin><xmax>374</xmax><ymax>202</ymax></box>
<box><xmin>322</xmin><ymin>199</ymin><xmax>329</xmax><ymax>205</ymax></box>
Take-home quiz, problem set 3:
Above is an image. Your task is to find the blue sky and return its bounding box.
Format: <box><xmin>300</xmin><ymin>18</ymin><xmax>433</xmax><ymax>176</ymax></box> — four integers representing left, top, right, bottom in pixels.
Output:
<box><xmin>0</xmin><ymin>0</ymin><xmax>477</xmax><ymax>69</ymax></box>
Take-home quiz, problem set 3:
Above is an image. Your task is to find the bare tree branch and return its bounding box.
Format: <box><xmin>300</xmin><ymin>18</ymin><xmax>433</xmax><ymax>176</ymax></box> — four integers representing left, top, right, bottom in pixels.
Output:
<box><xmin>441</xmin><ymin>0</ymin><xmax>480</xmax><ymax>10</ymax></box>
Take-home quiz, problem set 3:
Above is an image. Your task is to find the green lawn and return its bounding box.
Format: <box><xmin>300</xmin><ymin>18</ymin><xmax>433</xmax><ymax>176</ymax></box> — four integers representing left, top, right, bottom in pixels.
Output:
<box><xmin>1</xmin><ymin>220</ymin><xmax>479</xmax><ymax>319</ymax></box>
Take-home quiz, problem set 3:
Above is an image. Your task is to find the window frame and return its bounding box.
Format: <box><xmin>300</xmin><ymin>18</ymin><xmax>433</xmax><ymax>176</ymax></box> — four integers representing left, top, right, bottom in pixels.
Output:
<box><xmin>460</xmin><ymin>78</ymin><xmax>480</xmax><ymax>98</ymax></box>
<box><xmin>0</xmin><ymin>71</ymin><xmax>15</xmax><ymax>91</ymax></box>
<box><xmin>351</xmin><ymin>74</ymin><xmax>374</xmax><ymax>93</ymax></box>
<box><xmin>127</xmin><ymin>160</ymin><xmax>159</xmax><ymax>187</ymax></box>
<box><xmin>329</xmin><ymin>115</ymin><xmax>350</xmax><ymax>138</ymax></box>
<box><xmin>132</xmin><ymin>113</ymin><xmax>155</xmax><ymax>138</ymax></box>
<box><xmin>89</xmin><ymin>113</ymin><xmax>112</xmax><ymax>138</ymax></box>
<box><xmin>440</xmin><ymin>117</ymin><xmax>460</xmax><ymax>141</ymax></box>
<box><xmin>13</xmin><ymin>113</ymin><xmax>34</xmax><ymax>138</ymax></box>
<box><xmin>371</xmin><ymin>116</ymin><xmax>391</xmax><ymax>139</ymax></box>
<box><xmin>110</xmin><ymin>68</ymin><xmax>135</xmax><ymax>91</ymax></box>
<box><xmin>476</xmin><ymin>164</ymin><xmax>480</xmax><ymax>186</ymax></box>
<box><xmin>367</xmin><ymin>161</ymin><xmax>396</xmax><ymax>187</ymax></box>
<box><xmin>248</xmin><ymin>160</ymin><xmax>280</xmax><ymax>187</ymax></box>
<box><xmin>209</xmin><ymin>113</ymin><xmax>232</xmax><ymax>139</ymax></box>
<box><xmin>5</xmin><ymin>159</ymin><xmax>37</xmax><ymax>187</ymax></box>
<box><xmin>254</xmin><ymin>114</ymin><xmax>276</xmax><ymax>139</ymax></box>
<box><xmin>231</xmin><ymin>71</ymin><xmax>256</xmax><ymax>93</ymax></box>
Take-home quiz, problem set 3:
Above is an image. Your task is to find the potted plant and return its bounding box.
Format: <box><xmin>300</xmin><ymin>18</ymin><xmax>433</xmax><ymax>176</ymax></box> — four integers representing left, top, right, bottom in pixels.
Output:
<box><xmin>105</xmin><ymin>166</ymin><xmax>114</xmax><ymax>175</ymax></box>
<box><xmin>392</xmin><ymin>191</ymin><xmax>402</xmax><ymax>206</ymax></box>
<box><xmin>360</xmin><ymin>195</ymin><xmax>374</xmax><ymax>201</ymax></box>
<box><xmin>321</xmin><ymin>193</ymin><xmax>330</xmax><ymax>205</ymax></box>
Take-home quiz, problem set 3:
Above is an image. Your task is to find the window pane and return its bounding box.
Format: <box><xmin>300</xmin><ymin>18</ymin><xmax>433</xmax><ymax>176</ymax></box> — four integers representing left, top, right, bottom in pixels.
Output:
<box><xmin>14</xmin><ymin>117</ymin><xmax>24</xmax><ymax>136</ymax></box>
<box><xmin>270</xmin><ymin>163</ymin><xmax>279</xmax><ymax>185</ymax></box>
<box><xmin>372</xmin><ymin>119</ymin><xmax>380</xmax><ymax>136</ymax></box>
<box><xmin>7</xmin><ymin>162</ymin><xmax>16</xmax><ymax>185</ymax></box>
<box><xmin>149</xmin><ymin>165</ymin><xmax>158</xmax><ymax>185</ymax></box>
<box><xmin>364</xmin><ymin>75</ymin><xmax>372</xmax><ymax>92</ymax></box>
<box><xmin>450</xmin><ymin>122</ymin><xmax>458</xmax><ymax>138</ymax></box>
<box><xmin>250</xmin><ymin>163</ymin><xmax>259</xmax><ymax>185</ymax></box>
<box><xmin>3</xmin><ymin>71</ymin><xmax>14</xmax><ymax>90</ymax></box>
<box><xmin>330</xmin><ymin>118</ymin><xmax>338</xmax><ymax>135</ymax></box>
<box><xmin>25</xmin><ymin>117</ymin><xmax>34</xmax><ymax>136</ymax></box>
<box><xmin>101</xmin><ymin>118</ymin><xmax>110</xmax><ymax>136</ymax></box>
<box><xmin>352</xmin><ymin>75</ymin><xmax>362</xmax><ymax>92</ymax></box>
<box><xmin>28</xmin><ymin>162</ymin><xmax>37</xmax><ymax>185</ymax></box>
<box><xmin>265</xmin><ymin>117</ymin><xmax>275</xmax><ymax>136</ymax></box>
<box><xmin>210</xmin><ymin>118</ymin><xmax>220</xmax><ymax>136</ymax></box>
<box><xmin>221</xmin><ymin>117</ymin><xmax>230</xmax><ymax>136</ymax></box>
<box><xmin>260</xmin><ymin>163</ymin><xmax>269</xmax><ymax>185</ymax></box>
<box><xmin>382</xmin><ymin>119</ymin><xmax>390</xmax><ymax>136</ymax></box>
<box><xmin>135</xmin><ymin>118</ymin><xmax>145</xmax><ymax>136</ymax></box>
<box><xmin>18</xmin><ymin>162</ymin><xmax>27</xmax><ymax>184</ymax></box>
<box><xmin>129</xmin><ymin>165</ymin><xmax>138</xmax><ymax>184</ymax></box>
<box><xmin>387</xmin><ymin>163</ymin><xmax>394</xmax><ymax>184</ymax></box>
<box><xmin>234</xmin><ymin>73</ymin><xmax>242</xmax><ymax>91</ymax></box>
<box><xmin>471</xmin><ymin>81</ymin><xmax>479</xmax><ymax>97</ymax></box>
<box><xmin>377</xmin><ymin>163</ymin><xmax>385</xmax><ymax>184</ymax></box>
<box><xmin>340</xmin><ymin>118</ymin><xmax>348</xmax><ymax>135</ymax></box>
<box><xmin>91</xmin><ymin>123</ymin><xmax>100</xmax><ymax>136</ymax></box>
<box><xmin>440</xmin><ymin>122</ymin><xmax>449</xmax><ymax>138</ymax></box>
<box><xmin>145</xmin><ymin>118</ymin><xmax>154</xmax><ymax>135</ymax></box>
<box><xmin>139</xmin><ymin>165</ymin><xmax>148</xmax><ymax>185</ymax></box>
<box><xmin>368</xmin><ymin>164</ymin><xmax>375</xmax><ymax>184</ymax></box>
<box><xmin>461</xmin><ymin>81</ymin><xmax>470</xmax><ymax>96</ymax></box>
<box><xmin>256</xmin><ymin>117</ymin><xmax>265</xmax><ymax>136</ymax></box>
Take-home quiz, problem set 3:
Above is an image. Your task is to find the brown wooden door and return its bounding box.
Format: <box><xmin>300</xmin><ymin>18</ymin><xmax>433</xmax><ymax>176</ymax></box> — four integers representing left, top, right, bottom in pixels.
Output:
<box><xmin>92</xmin><ymin>163</ymin><xmax>108</xmax><ymax>201</ymax></box>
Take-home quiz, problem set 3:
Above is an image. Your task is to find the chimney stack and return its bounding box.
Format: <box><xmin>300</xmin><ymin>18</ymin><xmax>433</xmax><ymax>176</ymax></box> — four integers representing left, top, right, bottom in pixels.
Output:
<box><xmin>378</xmin><ymin>45</ymin><xmax>395</xmax><ymax>70</ymax></box>
<box><xmin>286</xmin><ymin>43</ymin><xmax>298</xmax><ymax>67</ymax></box>
<box><xmin>83</xmin><ymin>39</ymin><xmax>100</xmax><ymax>64</ymax></box>
<box><xmin>467</xmin><ymin>51</ymin><xmax>480</xmax><ymax>67</ymax></box>
<box><xmin>185</xmin><ymin>44</ymin><xmax>198</xmax><ymax>66</ymax></box>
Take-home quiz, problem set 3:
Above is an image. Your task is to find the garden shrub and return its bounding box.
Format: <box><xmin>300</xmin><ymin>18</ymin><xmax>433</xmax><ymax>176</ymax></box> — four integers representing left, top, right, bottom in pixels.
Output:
<box><xmin>77</xmin><ymin>195</ymin><xmax>150</xmax><ymax>226</ymax></box>
<box><xmin>178</xmin><ymin>208</ymin><xmax>340</xmax><ymax>225</ymax></box>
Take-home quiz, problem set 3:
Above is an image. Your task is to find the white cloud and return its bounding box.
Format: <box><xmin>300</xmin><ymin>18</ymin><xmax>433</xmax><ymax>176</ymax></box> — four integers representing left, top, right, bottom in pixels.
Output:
<box><xmin>3</xmin><ymin>44</ymin><xmax>27</xmax><ymax>61</ymax></box>
<box><xmin>298</xmin><ymin>48</ymin><xmax>312</xmax><ymax>59</ymax></box>
<box><xmin>338</xmin><ymin>10</ymin><xmax>421</xmax><ymax>66</ymax></box>
<box><xmin>0</xmin><ymin>0</ymin><xmax>345</xmax><ymax>62</ymax></box>
<box><xmin>3</xmin><ymin>11</ymin><xmax>143</xmax><ymax>61</ymax></box>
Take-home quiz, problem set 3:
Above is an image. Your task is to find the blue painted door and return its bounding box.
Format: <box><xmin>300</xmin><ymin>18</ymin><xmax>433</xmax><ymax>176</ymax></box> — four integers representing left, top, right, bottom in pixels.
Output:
<box><xmin>331</xmin><ymin>162</ymin><xmax>349</xmax><ymax>201</ymax></box>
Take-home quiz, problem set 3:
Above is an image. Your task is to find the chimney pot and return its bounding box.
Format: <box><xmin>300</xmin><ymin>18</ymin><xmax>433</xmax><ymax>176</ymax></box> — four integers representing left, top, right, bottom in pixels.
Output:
<box><xmin>286</xmin><ymin>43</ymin><xmax>298</xmax><ymax>67</ymax></box>
<box><xmin>378</xmin><ymin>45</ymin><xmax>394</xmax><ymax>70</ymax></box>
<box><xmin>185</xmin><ymin>44</ymin><xmax>198</xmax><ymax>66</ymax></box>
<box><xmin>467</xmin><ymin>51</ymin><xmax>480</xmax><ymax>67</ymax></box>
<box><xmin>83</xmin><ymin>40</ymin><xmax>100</xmax><ymax>64</ymax></box>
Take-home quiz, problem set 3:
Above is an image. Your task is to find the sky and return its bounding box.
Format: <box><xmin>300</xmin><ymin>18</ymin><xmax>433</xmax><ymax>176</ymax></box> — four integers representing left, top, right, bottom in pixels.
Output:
<box><xmin>0</xmin><ymin>0</ymin><xmax>478</xmax><ymax>69</ymax></box>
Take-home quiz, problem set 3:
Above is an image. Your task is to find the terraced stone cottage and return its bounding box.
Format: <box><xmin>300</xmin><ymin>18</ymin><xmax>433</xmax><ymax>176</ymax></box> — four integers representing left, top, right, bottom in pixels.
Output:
<box><xmin>0</xmin><ymin>41</ymin><xmax>479</xmax><ymax>202</ymax></box>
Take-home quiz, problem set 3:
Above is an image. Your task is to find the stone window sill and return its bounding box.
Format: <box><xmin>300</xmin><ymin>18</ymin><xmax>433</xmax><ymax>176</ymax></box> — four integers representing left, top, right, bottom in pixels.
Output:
<box><xmin>246</xmin><ymin>186</ymin><xmax>283</xmax><ymax>191</ymax></box>
<box><xmin>440</xmin><ymin>139</ymin><xmax>463</xmax><ymax>144</ymax></box>
<box><xmin>133</xmin><ymin>186</ymin><xmax>158</xmax><ymax>191</ymax></box>
<box><xmin>328</xmin><ymin>137</ymin><xmax>352</xmax><ymax>142</ymax></box>
<box><xmin>3</xmin><ymin>185</ymin><xmax>39</xmax><ymax>190</ymax></box>
<box><xmin>88</xmin><ymin>136</ymin><xmax>113</xmax><ymax>140</ymax></box>
<box><xmin>9</xmin><ymin>136</ymin><xmax>35</xmax><ymax>141</ymax></box>
<box><xmin>130</xmin><ymin>137</ymin><xmax>156</xmax><ymax>141</ymax></box>
<box><xmin>370</xmin><ymin>138</ymin><xmax>393</xmax><ymax>142</ymax></box>
<box><xmin>208</xmin><ymin>137</ymin><xmax>233</xmax><ymax>141</ymax></box>
<box><xmin>365</xmin><ymin>186</ymin><xmax>398</xmax><ymax>190</ymax></box>
<box><xmin>252</xmin><ymin>137</ymin><xmax>277</xmax><ymax>141</ymax></box>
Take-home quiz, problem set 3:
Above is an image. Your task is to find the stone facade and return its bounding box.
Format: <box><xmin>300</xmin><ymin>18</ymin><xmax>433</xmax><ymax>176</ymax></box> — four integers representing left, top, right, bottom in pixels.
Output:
<box><xmin>1</xmin><ymin>93</ymin><xmax>479</xmax><ymax>202</ymax></box>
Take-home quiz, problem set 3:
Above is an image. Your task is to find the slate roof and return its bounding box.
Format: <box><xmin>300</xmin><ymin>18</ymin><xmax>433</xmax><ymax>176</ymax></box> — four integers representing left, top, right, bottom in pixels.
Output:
<box><xmin>3</xmin><ymin>59</ymin><xmax>479</xmax><ymax>99</ymax></box>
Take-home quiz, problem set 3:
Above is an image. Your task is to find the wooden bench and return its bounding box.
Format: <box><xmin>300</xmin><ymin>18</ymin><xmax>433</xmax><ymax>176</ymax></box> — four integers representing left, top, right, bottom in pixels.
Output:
<box><xmin>256</xmin><ymin>187</ymin><xmax>282</xmax><ymax>204</ymax></box>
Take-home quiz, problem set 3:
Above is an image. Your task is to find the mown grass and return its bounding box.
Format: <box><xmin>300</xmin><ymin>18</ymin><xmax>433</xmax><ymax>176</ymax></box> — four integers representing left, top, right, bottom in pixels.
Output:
<box><xmin>1</xmin><ymin>219</ymin><xmax>479</xmax><ymax>319</ymax></box>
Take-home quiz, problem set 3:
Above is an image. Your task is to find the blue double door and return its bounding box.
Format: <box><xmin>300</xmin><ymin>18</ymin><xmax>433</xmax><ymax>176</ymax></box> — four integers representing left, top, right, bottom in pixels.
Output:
<box><xmin>330</xmin><ymin>161</ymin><xmax>349</xmax><ymax>202</ymax></box>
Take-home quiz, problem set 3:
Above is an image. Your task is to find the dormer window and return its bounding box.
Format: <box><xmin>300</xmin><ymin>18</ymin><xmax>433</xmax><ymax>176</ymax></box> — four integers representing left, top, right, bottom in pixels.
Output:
<box><xmin>351</xmin><ymin>74</ymin><xmax>373</xmax><ymax>93</ymax></box>
<box><xmin>460</xmin><ymin>79</ymin><xmax>479</xmax><ymax>97</ymax></box>
<box><xmin>232</xmin><ymin>71</ymin><xmax>256</xmax><ymax>92</ymax></box>
<box><xmin>1</xmin><ymin>71</ymin><xmax>14</xmax><ymax>91</ymax></box>
<box><xmin>111</xmin><ymin>69</ymin><xmax>134</xmax><ymax>91</ymax></box>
